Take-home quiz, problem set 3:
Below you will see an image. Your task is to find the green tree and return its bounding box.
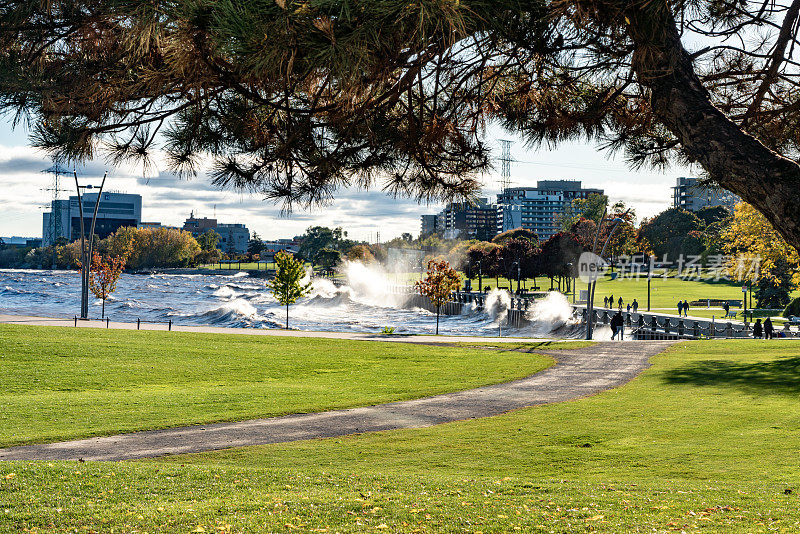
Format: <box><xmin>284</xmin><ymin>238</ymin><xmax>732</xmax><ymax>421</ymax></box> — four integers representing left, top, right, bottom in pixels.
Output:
<box><xmin>298</xmin><ymin>226</ymin><xmax>346</xmax><ymax>265</ymax></box>
<box><xmin>197</xmin><ymin>230</ymin><xmax>220</xmax><ymax>252</ymax></box>
<box><xmin>639</xmin><ymin>209</ymin><xmax>704</xmax><ymax>260</ymax></box>
<box><xmin>492</xmin><ymin>228</ymin><xmax>538</xmax><ymax>247</ymax></box>
<box><xmin>560</xmin><ymin>194</ymin><xmax>609</xmax><ymax>230</ymax></box>
<box><xmin>415</xmin><ymin>259</ymin><xmax>461</xmax><ymax>335</ymax></box>
<box><xmin>315</xmin><ymin>248</ymin><xmax>341</xmax><ymax>272</ymax></box>
<box><xmin>269</xmin><ymin>251</ymin><xmax>312</xmax><ymax>329</ymax></box>
<box><xmin>247</xmin><ymin>232</ymin><xmax>265</xmax><ymax>256</ymax></box>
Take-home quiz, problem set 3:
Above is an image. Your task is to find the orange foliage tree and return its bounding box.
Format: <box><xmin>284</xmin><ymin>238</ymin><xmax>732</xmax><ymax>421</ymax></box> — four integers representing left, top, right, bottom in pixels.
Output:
<box><xmin>88</xmin><ymin>251</ymin><xmax>127</xmax><ymax>318</ymax></box>
<box><xmin>415</xmin><ymin>259</ymin><xmax>461</xmax><ymax>335</ymax></box>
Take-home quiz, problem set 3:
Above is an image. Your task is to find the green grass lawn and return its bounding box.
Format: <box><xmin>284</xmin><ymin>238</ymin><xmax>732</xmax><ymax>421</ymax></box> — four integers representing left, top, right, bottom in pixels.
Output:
<box><xmin>0</xmin><ymin>324</ymin><xmax>555</xmax><ymax>447</ymax></box>
<box><xmin>4</xmin><ymin>339</ymin><xmax>800</xmax><ymax>532</ymax></box>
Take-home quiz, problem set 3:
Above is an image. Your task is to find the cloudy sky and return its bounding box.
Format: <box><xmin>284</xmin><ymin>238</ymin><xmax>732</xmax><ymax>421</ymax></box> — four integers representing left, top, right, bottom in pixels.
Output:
<box><xmin>0</xmin><ymin>117</ymin><xmax>693</xmax><ymax>242</ymax></box>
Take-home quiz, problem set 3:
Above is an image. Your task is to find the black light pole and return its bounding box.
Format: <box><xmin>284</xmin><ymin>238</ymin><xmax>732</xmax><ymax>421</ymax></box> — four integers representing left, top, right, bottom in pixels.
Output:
<box><xmin>647</xmin><ymin>255</ymin><xmax>653</xmax><ymax>312</ymax></box>
<box><xmin>566</xmin><ymin>262</ymin><xmax>574</xmax><ymax>303</ymax></box>
<box><xmin>515</xmin><ymin>262</ymin><xmax>521</xmax><ymax>293</ymax></box>
<box><xmin>586</xmin><ymin>210</ymin><xmax>629</xmax><ymax>340</ymax></box>
<box><xmin>74</xmin><ymin>171</ymin><xmax>107</xmax><ymax>319</ymax></box>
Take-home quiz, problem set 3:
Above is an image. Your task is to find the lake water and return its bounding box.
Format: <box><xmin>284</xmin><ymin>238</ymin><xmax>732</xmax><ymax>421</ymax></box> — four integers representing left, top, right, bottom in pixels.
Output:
<box><xmin>0</xmin><ymin>262</ymin><xmax>581</xmax><ymax>337</ymax></box>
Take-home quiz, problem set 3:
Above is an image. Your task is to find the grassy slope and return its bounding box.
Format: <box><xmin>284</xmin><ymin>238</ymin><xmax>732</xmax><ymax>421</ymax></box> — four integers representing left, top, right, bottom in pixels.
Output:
<box><xmin>4</xmin><ymin>340</ymin><xmax>800</xmax><ymax>532</ymax></box>
<box><xmin>0</xmin><ymin>324</ymin><xmax>555</xmax><ymax>447</ymax></box>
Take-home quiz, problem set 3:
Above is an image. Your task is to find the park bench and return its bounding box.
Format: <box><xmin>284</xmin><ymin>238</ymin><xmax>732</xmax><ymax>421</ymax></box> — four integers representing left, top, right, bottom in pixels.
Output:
<box><xmin>787</xmin><ymin>316</ymin><xmax>800</xmax><ymax>326</ymax></box>
<box><xmin>723</xmin><ymin>310</ymin><xmax>738</xmax><ymax>319</ymax></box>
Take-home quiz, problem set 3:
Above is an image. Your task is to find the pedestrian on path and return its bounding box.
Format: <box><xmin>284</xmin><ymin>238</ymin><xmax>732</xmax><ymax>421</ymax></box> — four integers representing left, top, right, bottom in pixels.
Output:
<box><xmin>604</xmin><ymin>296</ymin><xmax>609</xmax><ymax>308</ymax></box>
<box><xmin>677</xmin><ymin>300</ymin><xmax>684</xmax><ymax>316</ymax></box>
<box><xmin>632</xmin><ymin>299</ymin><xmax>639</xmax><ymax>313</ymax></box>
<box><xmin>753</xmin><ymin>318</ymin><xmax>763</xmax><ymax>339</ymax></box>
<box><xmin>609</xmin><ymin>294</ymin><xmax>614</xmax><ymax>309</ymax></box>
<box><xmin>683</xmin><ymin>300</ymin><xmax>690</xmax><ymax>317</ymax></box>
<box><xmin>764</xmin><ymin>317</ymin><xmax>774</xmax><ymax>339</ymax></box>
<box><xmin>618</xmin><ymin>296</ymin><xmax>623</xmax><ymax>309</ymax></box>
<box><xmin>611</xmin><ymin>311</ymin><xmax>624</xmax><ymax>340</ymax></box>
<box><xmin>627</xmin><ymin>303</ymin><xmax>631</xmax><ymax>313</ymax></box>
<box><xmin>723</xmin><ymin>302</ymin><xmax>730</xmax><ymax>316</ymax></box>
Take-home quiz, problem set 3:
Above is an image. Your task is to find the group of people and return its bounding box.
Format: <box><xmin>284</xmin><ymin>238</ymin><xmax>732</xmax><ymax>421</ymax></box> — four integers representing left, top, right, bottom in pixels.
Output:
<box><xmin>603</xmin><ymin>295</ymin><xmax>639</xmax><ymax>313</ymax></box>
<box><xmin>753</xmin><ymin>317</ymin><xmax>776</xmax><ymax>339</ymax></box>
<box><xmin>599</xmin><ymin>292</ymin><xmax>781</xmax><ymax>341</ymax></box>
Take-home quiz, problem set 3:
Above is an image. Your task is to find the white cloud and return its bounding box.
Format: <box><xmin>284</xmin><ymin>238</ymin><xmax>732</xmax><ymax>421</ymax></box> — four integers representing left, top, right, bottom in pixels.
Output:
<box><xmin>0</xmin><ymin>137</ymin><xmax>685</xmax><ymax>241</ymax></box>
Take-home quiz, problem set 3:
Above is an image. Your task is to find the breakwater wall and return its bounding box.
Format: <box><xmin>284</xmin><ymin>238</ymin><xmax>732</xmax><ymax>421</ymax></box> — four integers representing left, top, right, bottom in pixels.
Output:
<box><xmin>402</xmin><ymin>292</ymin><xmax>531</xmax><ymax>328</ymax></box>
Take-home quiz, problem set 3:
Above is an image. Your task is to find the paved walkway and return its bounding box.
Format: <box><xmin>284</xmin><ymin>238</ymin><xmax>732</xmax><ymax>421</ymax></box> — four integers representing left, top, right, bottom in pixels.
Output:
<box><xmin>0</xmin><ymin>341</ymin><xmax>675</xmax><ymax>462</ymax></box>
<box><xmin>0</xmin><ymin>313</ymin><xmax>563</xmax><ymax>345</ymax></box>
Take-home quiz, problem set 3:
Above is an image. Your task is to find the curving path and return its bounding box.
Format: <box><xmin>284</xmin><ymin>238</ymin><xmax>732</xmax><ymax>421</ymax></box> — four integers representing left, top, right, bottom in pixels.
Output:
<box><xmin>0</xmin><ymin>341</ymin><xmax>676</xmax><ymax>462</ymax></box>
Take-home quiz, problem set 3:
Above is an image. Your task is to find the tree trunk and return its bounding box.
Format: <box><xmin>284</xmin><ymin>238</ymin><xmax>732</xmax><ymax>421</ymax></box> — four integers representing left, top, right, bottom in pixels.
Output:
<box><xmin>286</xmin><ymin>303</ymin><xmax>289</xmax><ymax>329</ymax></box>
<box><xmin>102</xmin><ymin>298</ymin><xmax>105</xmax><ymax>319</ymax></box>
<box><xmin>627</xmin><ymin>5</ymin><xmax>800</xmax><ymax>250</ymax></box>
<box><xmin>436</xmin><ymin>305</ymin><xmax>440</xmax><ymax>335</ymax></box>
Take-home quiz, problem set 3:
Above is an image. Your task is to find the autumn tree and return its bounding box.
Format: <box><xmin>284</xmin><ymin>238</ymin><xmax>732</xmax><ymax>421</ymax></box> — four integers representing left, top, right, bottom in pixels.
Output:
<box><xmin>269</xmin><ymin>251</ymin><xmax>312</xmax><ymax>329</ymax></box>
<box><xmin>721</xmin><ymin>203</ymin><xmax>800</xmax><ymax>308</ymax></box>
<box><xmin>346</xmin><ymin>244</ymin><xmax>375</xmax><ymax>263</ymax></box>
<box><xmin>88</xmin><ymin>251</ymin><xmax>127</xmax><ymax>318</ymax></box>
<box><xmin>5</xmin><ymin>2</ymin><xmax>800</xmax><ymax>249</ymax></box>
<box><xmin>416</xmin><ymin>259</ymin><xmax>461</xmax><ymax>335</ymax></box>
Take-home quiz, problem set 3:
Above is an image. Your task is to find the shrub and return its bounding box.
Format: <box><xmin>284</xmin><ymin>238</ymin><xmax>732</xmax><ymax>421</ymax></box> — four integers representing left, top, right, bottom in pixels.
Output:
<box><xmin>783</xmin><ymin>297</ymin><xmax>800</xmax><ymax>318</ymax></box>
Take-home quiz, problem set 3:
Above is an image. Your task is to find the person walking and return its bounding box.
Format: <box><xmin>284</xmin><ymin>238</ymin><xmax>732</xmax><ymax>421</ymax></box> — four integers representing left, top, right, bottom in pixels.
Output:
<box><xmin>609</xmin><ymin>294</ymin><xmax>614</xmax><ymax>309</ymax></box>
<box><xmin>618</xmin><ymin>296</ymin><xmax>623</xmax><ymax>309</ymax></box>
<box><xmin>627</xmin><ymin>303</ymin><xmax>631</xmax><ymax>313</ymax></box>
<box><xmin>611</xmin><ymin>311</ymin><xmax>624</xmax><ymax>340</ymax></box>
<box><xmin>764</xmin><ymin>317</ymin><xmax>774</xmax><ymax>339</ymax></box>
<box><xmin>723</xmin><ymin>302</ymin><xmax>730</xmax><ymax>316</ymax></box>
<box><xmin>753</xmin><ymin>318</ymin><xmax>763</xmax><ymax>339</ymax></box>
<box><xmin>677</xmin><ymin>300</ymin><xmax>684</xmax><ymax>316</ymax></box>
<box><xmin>683</xmin><ymin>300</ymin><xmax>690</xmax><ymax>317</ymax></box>
<box><xmin>604</xmin><ymin>296</ymin><xmax>609</xmax><ymax>308</ymax></box>
<box><xmin>632</xmin><ymin>299</ymin><xmax>639</xmax><ymax>313</ymax></box>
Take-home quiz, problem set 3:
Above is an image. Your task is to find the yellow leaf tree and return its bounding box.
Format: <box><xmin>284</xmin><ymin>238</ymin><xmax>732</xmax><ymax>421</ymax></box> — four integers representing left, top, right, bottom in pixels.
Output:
<box><xmin>721</xmin><ymin>203</ymin><xmax>800</xmax><ymax>308</ymax></box>
<box><xmin>415</xmin><ymin>259</ymin><xmax>461</xmax><ymax>335</ymax></box>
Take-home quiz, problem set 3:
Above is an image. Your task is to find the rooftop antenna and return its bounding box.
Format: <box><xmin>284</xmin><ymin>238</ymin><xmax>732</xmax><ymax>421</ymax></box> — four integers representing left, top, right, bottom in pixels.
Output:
<box><xmin>498</xmin><ymin>139</ymin><xmax>514</xmax><ymax>232</ymax></box>
<box><xmin>41</xmin><ymin>160</ymin><xmax>71</xmax><ymax>269</ymax></box>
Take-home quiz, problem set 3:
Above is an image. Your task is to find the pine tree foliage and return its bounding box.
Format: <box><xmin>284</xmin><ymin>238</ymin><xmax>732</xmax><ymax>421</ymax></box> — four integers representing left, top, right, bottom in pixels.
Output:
<box><xmin>2</xmin><ymin>1</ymin><xmax>800</xmax><ymax>244</ymax></box>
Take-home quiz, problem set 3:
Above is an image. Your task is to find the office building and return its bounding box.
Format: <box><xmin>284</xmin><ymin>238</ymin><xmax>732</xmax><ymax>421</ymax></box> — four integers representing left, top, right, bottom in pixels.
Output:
<box><xmin>420</xmin><ymin>198</ymin><xmax>498</xmax><ymax>240</ymax></box>
<box><xmin>42</xmin><ymin>193</ymin><xmax>142</xmax><ymax>246</ymax></box>
<box><xmin>420</xmin><ymin>214</ymin><xmax>438</xmax><ymax>236</ymax></box>
<box><xmin>672</xmin><ymin>177</ymin><xmax>740</xmax><ymax>212</ymax></box>
<box><xmin>497</xmin><ymin>180</ymin><xmax>604</xmax><ymax>240</ymax></box>
<box><xmin>182</xmin><ymin>213</ymin><xmax>251</xmax><ymax>254</ymax></box>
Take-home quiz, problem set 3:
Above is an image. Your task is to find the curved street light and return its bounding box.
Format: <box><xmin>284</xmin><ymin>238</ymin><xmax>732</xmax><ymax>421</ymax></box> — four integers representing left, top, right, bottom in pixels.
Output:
<box><xmin>585</xmin><ymin>209</ymin><xmax>630</xmax><ymax>340</ymax></box>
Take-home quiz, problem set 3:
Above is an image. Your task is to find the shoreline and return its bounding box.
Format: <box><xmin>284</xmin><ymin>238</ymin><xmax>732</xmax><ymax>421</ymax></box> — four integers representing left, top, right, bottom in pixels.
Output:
<box><xmin>0</xmin><ymin>312</ymin><xmax>567</xmax><ymax>345</ymax></box>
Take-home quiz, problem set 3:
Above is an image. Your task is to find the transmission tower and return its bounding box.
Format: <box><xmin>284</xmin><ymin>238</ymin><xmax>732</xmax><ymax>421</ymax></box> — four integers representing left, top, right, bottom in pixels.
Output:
<box><xmin>42</xmin><ymin>161</ymin><xmax>71</xmax><ymax>269</ymax></box>
<box><xmin>498</xmin><ymin>139</ymin><xmax>514</xmax><ymax>232</ymax></box>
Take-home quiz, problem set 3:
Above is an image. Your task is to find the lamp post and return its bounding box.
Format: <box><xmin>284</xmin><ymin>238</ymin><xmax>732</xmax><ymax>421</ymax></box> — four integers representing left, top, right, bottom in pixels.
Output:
<box><xmin>647</xmin><ymin>255</ymin><xmax>653</xmax><ymax>312</ymax></box>
<box><xmin>74</xmin><ymin>171</ymin><xmax>107</xmax><ymax>319</ymax></box>
<box><xmin>566</xmin><ymin>262</ymin><xmax>574</xmax><ymax>303</ymax></box>
<box><xmin>586</xmin><ymin>209</ymin><xmax>630</xmax><ymax>340</ymax></box>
